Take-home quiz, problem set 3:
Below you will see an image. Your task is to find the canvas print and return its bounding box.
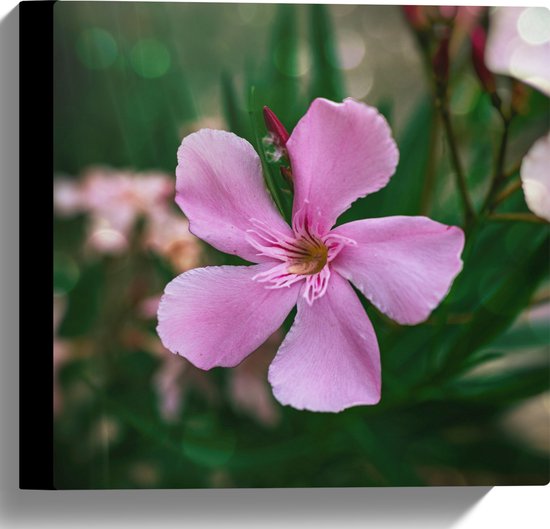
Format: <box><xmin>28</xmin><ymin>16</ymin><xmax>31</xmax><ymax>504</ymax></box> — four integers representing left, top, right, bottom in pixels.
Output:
<box><xmin>53</xmin><ymin>2</ymin><xmax>550</xmax><ymax>488</ymax></box>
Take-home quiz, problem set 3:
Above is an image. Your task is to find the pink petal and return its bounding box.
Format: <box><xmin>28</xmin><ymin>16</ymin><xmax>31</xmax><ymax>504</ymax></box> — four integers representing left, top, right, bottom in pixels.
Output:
<box><xmin>176</xmin><ymin>129</ymin><xmax>293</xmax><ymax>263</ymax></box>
<box><xmin>157</xmin><ymin>264</ymin><xmax>300</xmax><ymax>370</ymax></box>
<box><xmin>268</xmin><ymin>273</ymin><xmax>381</xmax><ymax>412</ymax></box>
<box><xmin>332</xmin><ymin>217</ymin><xmax>465</xmax><ymax>325</ymax></box>
<box><xmin>520</xmin><ymin>133</ymin><xmax>550</xmax><ymax>222</ymax></box>
<box><xmin>286</xmin><ymin>98</ymin><xmax>399</xmax><ymax>234</ymax></box>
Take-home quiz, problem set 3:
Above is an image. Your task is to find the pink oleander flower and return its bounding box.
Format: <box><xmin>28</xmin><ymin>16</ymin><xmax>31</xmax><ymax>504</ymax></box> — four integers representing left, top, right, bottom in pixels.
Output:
<box><xmin>485</xmin><ymin>7</ymin><xmax>550</xmax><ymax>97</ymax></box>
<box><xmin>157</xmin><ymin>98</ymin><xmax>465</xmax><ymax>412</ymax></box>
<box><xmin>520</xmin><ymin>133</ymin><xmax>550</xmax><ymax>222</ymax></box>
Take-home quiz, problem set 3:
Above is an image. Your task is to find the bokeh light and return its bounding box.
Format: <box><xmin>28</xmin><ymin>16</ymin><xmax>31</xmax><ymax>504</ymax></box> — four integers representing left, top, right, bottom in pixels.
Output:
<box><xmin>76</xmin><ymin>27</ymin><xmax>118</xmax><ymax>70</ymax></box>
<box><xmin>517</xmin><ymin>7</ymin><xmax>550</xmax><ymax>46</ymax></box>
<box><xmin>237</xmin><ymin>3</ymin><xmax>257</xmax><ymax>24</ymax></box>
<box><xmin>334</xmin><ymin>29</ymin><xmax>366</xmax><ymax>70</ymax></box>
<box><xmin>130</xmin><ymin>38</ymin><xmax>171</xmax><ymax>79</ymax></box>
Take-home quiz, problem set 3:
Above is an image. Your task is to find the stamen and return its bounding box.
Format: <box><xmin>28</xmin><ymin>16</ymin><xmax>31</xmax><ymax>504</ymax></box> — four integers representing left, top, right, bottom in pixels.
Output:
<box><xmin>303</xmin><ymin>267</ymin><xmax>331</xmax><ymax>305</ymax></box>
<box><xmin>324</xmin><ymin>233</ymin><xmax>357</xmax><ymax>261</ymax></box>
<box><xmin>246</xmin><ymin>215</ymin><xmax>355</xmax><ymax>304</ymax></box>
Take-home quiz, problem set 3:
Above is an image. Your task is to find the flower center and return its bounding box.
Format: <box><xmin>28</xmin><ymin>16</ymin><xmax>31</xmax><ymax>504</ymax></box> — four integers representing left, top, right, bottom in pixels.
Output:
<box><xmin>246</xmin><ymin>216</ymin><xmax>356</xmax><ymax>305</ymax></box>
<box><xmin>286</xmin><ymin>236</ymin><xmax>328</xmax><ymax>275</ymax></box>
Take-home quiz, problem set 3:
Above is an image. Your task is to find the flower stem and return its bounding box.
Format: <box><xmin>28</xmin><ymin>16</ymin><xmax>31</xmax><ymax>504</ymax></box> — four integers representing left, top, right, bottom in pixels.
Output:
<box><xmin>492</xmin><ymin>178</ymin><xmax>522</xmax><ymax>208</ymax></box>
<box><xmin>480</xmin><ymin>114</ymin><xmax>512</xmax><ymax>214</ymax></box>
<box><xmin>436</xmin><ymin>92</ymin><xmax>476</xmax><ymax>229</ymax></box>
<box><xmin>419</xmin><ymin>111</ymin><xmax>440</xmax><ymax>215</ymax></box>
<box><xmin>487</xmin><ymin>212</ymin><xmax>548</xmax><ymax>224</ymax></box>
<box><xmin>408</xmin><ymin>19</ymin><xmax>475</xmax><ymax>227</ymax></box>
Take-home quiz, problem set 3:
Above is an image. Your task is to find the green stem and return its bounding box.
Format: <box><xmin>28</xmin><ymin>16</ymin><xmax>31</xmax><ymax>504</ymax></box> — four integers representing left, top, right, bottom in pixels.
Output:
<box><xmin>480</xmin><ymin>115</ymin><xmax>512</xmax><ymax>214</ymax></box>
<box><xmin>487</xmin><ymin>212</ymin><xmax>548</xmax><ymax>224</ymax></box>
<box><xmin>410</xmin><ymin>23</ymin><xmax>475</xmax><ymax>227</ymax></box>
<box><xmin>437</xmin><ymin>93</ymin><xmax>476</xmax><ymax>229</ymax></box>
<box><xmin>492</xmin><ymin>178</ymin><xmax>522</xmax><ymax>208</ymax></box>
<box><xmin>419</xmin><ymin>111</ymin><xmax>440</xmax><ymax>215</ymax></box>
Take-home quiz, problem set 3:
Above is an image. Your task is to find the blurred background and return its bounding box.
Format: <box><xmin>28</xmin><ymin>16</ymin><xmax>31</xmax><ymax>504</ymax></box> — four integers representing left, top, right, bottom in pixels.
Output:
<box><xmin>54</xmin><ymin>2</ymin><xmax>549</xmax><ymax>489</ymax></box>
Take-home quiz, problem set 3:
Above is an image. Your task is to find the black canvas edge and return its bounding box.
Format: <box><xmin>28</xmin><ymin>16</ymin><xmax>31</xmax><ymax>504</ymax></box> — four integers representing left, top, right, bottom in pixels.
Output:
<box><xmin>19</xmin><ymin>0</ymin><xmax>55</xmax><ymax>490</ymax></box>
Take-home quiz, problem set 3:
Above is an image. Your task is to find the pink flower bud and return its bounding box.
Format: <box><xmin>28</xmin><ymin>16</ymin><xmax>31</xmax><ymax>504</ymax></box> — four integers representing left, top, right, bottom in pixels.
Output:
<box><xmin>471</xmin><ymin>26</ymin><xmax>496</xmax><ymax>94</ymax></box>
<box><xmin>263</xmin><ymin>106</ymin><xmax>290</xmax><ymax>146</ymax></box>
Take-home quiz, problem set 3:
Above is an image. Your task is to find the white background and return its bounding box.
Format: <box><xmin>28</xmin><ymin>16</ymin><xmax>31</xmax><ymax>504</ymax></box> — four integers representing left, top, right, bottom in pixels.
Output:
<box><xmin>1</xmin><ymin>0</ymin><xmax>548</xmax><ymax>527</ymax></box>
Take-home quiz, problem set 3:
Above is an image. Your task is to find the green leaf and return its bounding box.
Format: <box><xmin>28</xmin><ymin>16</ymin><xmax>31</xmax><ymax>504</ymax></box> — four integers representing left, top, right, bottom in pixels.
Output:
<box><xmin>344</xmin><ymin>416</ymin><xmax>423</xmax><ymax>485</ymax></box>
<box><xmin>265</xmin><ymin>4</ymin><xmax>300</xmax><ymax>123</ymax></box>
<box><xmin>54</xmin><ymin>251</ymin><xmax>80</xmax><ymax>296</ymax></box>
<box><xmin>58</xmin><ymin>260</ymin><xmax>104</xmax><ymax>337</ymax></box>
<box><xmin>444</xmin><ymin>363</ymin><xmax>549</xmax><ymax>405</ymax></box>
<box><xmin>221</xmin><ymin>72</ymin><xmax>247</xmax><ymax>137</ymax></box>
<box><xmin>308</xmin><ymin>4</ymin><xmax>344</xmax><ymax>101</ymax></box>
<box><xmin>182</xmin><ymin>429</ymin><xmax>237</xmax><ymax>468</ymax></box>
<box><xmin>440</xmin><ymin>234</ymin><xmax>550</xmax><ymax>376</ymax></box>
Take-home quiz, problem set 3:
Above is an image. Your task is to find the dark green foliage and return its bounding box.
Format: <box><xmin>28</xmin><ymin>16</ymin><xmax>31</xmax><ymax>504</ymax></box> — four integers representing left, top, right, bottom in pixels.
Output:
<box><xmin>442</xmin><ymin>234</ymin><xmax>549</xmax><ymax>376</ymax></box>
<box><xmin>308</xmin><ymin>4</ymin><xmax>345</xmax><ymax>102</ymax></box>
<box><xmin>58</xmin><ymin>260</ymin><xmax>105</xmax><ymax>338</ymax></box>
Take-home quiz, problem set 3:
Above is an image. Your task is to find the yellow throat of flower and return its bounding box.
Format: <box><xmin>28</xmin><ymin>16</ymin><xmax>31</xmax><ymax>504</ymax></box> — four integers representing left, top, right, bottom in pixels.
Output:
<box><xmin>287</xmin><ymin>238</ymin><xmax>328</xmax><ymax>276</ymax></box>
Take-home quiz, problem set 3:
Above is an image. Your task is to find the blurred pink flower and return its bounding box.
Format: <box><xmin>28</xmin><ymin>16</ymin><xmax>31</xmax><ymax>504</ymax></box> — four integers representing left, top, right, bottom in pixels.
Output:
<box><xmin>53</xmin><ymin>178</ymin><xmax>83</xmax><ymax>215</ymax></box>
<box><xmin>140</xmin><ymin>295</ymin><xmax>278</xmax><ymax>425</ymax></box>
<box><xmin>138</xmin><ymin>296</ymin><xmax>218</xmax><ymax>422</ymax></box>
<box><xmin>229</xmin><ymin>331</ymin><xmax>282</xmax><ymax>427</ymax></box>
<box><xmin>157</xmin><ymin>98</ymin><xmax>465</xmax><ymax>412</ymax></box>
<box><xmin>485</xmin><ymin>7</ymin><xmax>550</xmax><ymax>97</ymax></box>
<box><xmin>54</xmin><ymin>297</ymin><xmax>70</xmax><ymax>416</ymax></box>
<box><xmin>520</xmin><ymin>133</ymin><xmax>550</xmax><ymax>222</ymax></box>
<box><xmin>54</xmin><ymin>168</ymin><xmax>173</xmax><ymax>255</ymax></box>
<box><xmin>139</xmin><ymin>294</ymin><xmax>163</xmax><ymax>320</ymax></box>
<box><xmin>153</xmin><ymin>348</ymin><xmax>218</xmax><ymax>423</ymax></box>
<box><xmin>144</xmin><ymin>208</ymin><xmax>203</xmax><ymax>272</ymax></box>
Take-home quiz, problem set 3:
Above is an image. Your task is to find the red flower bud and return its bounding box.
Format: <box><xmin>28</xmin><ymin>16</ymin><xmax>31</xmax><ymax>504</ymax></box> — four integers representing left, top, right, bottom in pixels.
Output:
<box><xmin>263</xmin><ymin>106</ymin><xmax>289</xmax><ymax>146</ymax></box>
<box><xmin>402</xmin><ymin>5</ymin><xmax>427</xmax><ymax>31</ymax></box>
<box><xmin>433</xmin><ymin>32</ymin><xmax>450</xmax><ymax>82</ymax></box>
<box><xmin>471</xmin><ymin>26</ymin><xmax>496</xmax><ymax>94</ymax></box>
